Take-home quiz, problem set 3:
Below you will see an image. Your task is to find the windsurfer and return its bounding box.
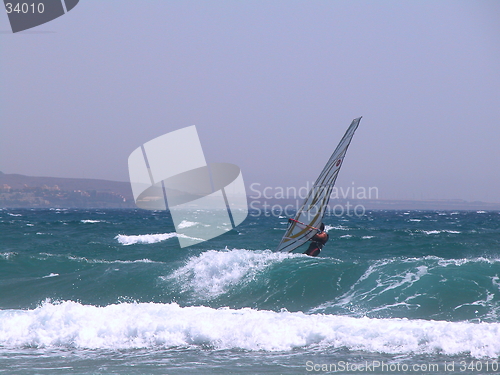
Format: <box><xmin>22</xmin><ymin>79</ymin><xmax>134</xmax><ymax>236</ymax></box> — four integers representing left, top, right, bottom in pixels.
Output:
<box><xmin>304</xmin><ymin>223</ymin><xmax>329</xmax><ymax>256</ymax></box>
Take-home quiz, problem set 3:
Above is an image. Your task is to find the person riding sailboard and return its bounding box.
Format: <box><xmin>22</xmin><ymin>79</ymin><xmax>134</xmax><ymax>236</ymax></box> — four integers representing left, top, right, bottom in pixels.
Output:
<box><xmin>275</xmin><ymin>117</ymin><xmax>362</xmax><ymax>256</ymax></box>
<box><xmin>304</xmin><ymin>223</ymin><xmax>329</xmax><ymax>256</ymax></box>
<box><xmin>285</xmin><ymin>219</ymin><xmax>329</xmax><ymax>256</ymax></box>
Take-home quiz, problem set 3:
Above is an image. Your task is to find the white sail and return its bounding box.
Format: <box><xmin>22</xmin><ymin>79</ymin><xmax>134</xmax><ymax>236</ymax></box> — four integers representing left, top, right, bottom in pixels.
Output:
<box><xmin>276</xmin><ymin>117</ymin><xmax>362</xmax><ymax>253</ymax></box>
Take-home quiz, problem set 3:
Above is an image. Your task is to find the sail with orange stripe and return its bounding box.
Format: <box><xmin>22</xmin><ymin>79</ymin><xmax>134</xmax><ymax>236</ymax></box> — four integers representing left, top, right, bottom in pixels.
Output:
<box><xmin>276</xmin><ymin>117</ymin><xmax>362</xmax><ymax>253</ymax></box>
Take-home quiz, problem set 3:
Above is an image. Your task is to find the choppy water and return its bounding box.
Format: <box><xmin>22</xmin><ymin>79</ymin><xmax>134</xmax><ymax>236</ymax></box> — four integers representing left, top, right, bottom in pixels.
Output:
<box><xmin>1</xmin><ymin>208</ymin><xmax>500</xmax><ymax>374</ymax></box>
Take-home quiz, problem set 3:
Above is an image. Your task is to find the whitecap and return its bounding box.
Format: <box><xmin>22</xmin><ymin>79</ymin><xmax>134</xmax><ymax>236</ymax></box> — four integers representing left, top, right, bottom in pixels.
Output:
<box><xmin>167</xmin><ymin>249</ymin><xmax>300</xmax><ymax>298</ymax></box>
<box><xmin>115</xmin><ymin>232</ymin><xmax>202</xmax><ymax>245</ymax></box>
<box><xmin>325</xmin><ymin>225</ymin><xmax>349</xmax><ymax>231</ymax></box>
<box><xmin>177</xmin><ymin>220</ymin><xmax>198</xmax><ymax>229</ymax></box>
<box><xmin>420</xmin><ymin>230</ymin><xmax>460</xmax><ymax>235</ymax></box>
<box><xmin>42</xmin><ymin>273</ymin><xmax>59</xmax><ymax>278</ymax></box>
<box><xmin>0</xmin><ymin>301</ymin><xmax>499</xmax><ymax>357</ymax></box>
<box><xmin>0</xmin><ymin>252</ymin><xmax>16</xmax><ymax>260</ymax></box>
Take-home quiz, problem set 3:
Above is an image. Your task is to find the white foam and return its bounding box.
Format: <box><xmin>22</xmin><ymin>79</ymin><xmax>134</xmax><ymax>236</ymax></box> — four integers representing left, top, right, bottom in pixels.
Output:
<box><xmin>167</xmin><ymin>249</ymin><xmax>300</xmax><ymax>298</ymax></box>
<box><xmin>326</xmin><ymin>225</ymin><xmax>349</xmax><ymax>231</ymax></box>
<box><xmin>492</xmin><ymin>276</ymin><xmax>500</xmax><ymax>290</ymax></box>
<box><xmin>42</xmin><ymin>273</ymin><xmax>59</xmax><ymax>278</ymax></box>
<box><xmin>80</xmin><ymin>220</ymin><xmax>102</xmax><ymax>223</ymax></box>
<box><xmin>0</xmin><ymin>252</ymin><xmax>16</xmax><ymax>260</ymax></box>
<box><xmin>423</xmin><ymin>230</ymin><xmax>440</xmax><ymax>235</ymax></box>
<box><xmin>420</xmin><ymin>230</ymin><xmax>460</xmax><ymax>235</ymax></box>
<box><xmin>36</xmin><ymin>251</ymin><xmax>159</xmax><ymax>264</ymax></box>
<box><xmin>314</xmin><ymin>256</ymin><xmax>500</xmax><ymax>316</ymax></box>
<box><xmin>325</xmin><ymin>258</ymin><xmax>430</xmax><ymax>310</ymax></box>
<box><xmin>115</xmin><ymin>232</ymin><xmax>202</xmax><ymax>245</ymax></box>
<box><xmin>437</xmin><ymin>257</ymin><xmax>500</xmax><ymax>267</ymax></box>
<box><xmin>177</xmin><ymin>220</ymin><xmax>198</xmax><ymax>229</ymax></box>
<box><xmin>377</xmin><ymin>265</ymin><xmax>428</xmax><ymax>296</ymax></box>
<box><xmin>0</xmin><ymin>301</ymin><xmax>499</xmax><ymax>357</ymax></box>
<box><xmin>66</xmin><ymin>256</ymin><xmax>158</xmax><ymax>264</ymax></box>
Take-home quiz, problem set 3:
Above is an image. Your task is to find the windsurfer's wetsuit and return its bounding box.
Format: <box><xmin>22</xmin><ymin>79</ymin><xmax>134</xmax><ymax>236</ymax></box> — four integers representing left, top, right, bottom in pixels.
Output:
<box><xmin>304</xmin><ymin>226</ymin><xmax>329</xmax><ymax>257</ymax></box>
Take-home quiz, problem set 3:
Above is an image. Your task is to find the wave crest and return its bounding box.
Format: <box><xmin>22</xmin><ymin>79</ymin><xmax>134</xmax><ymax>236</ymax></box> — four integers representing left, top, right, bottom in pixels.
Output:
<box><xmin>167</xmin><ymin>249</ymin><xmax>299</xmax><ymax>298</ymax></box>
<box><xmin>115</xmin><ymin>232</ymin><xmax>202</xmax><ymax>245</ymax></box>
<box><xmin>1</xmin><ymin>301</ymin><xmax>499</xmax><ymax>357</ymax></box>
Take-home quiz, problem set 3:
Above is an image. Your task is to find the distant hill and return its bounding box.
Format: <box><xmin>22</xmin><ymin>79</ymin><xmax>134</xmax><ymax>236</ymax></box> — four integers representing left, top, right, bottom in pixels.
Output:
<box><xmin>0</xmin><ymin>171</ymin><xmax>133</xmax><ymax>197</ymax></box>
<box><xmin>0</xmin><ymin>171</ymin><xmax>134</xmax><ymax>208</ymax></box>
<box><xmin>1</xmin><ymin>172</ymin><xmax>499</xmax><ymax>211</ymax></box>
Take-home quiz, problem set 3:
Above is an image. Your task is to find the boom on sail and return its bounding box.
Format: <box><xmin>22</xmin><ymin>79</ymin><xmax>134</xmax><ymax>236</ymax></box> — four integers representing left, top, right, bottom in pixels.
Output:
<box><xmin>276</xmin><ymin>117</ymin><xmax>362</xmax><ymax>253</ymax></box>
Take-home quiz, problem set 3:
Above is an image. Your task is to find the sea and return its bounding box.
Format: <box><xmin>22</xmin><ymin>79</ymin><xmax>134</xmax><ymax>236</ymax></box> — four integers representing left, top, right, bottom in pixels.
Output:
<box><xmin>1</xmin><ymin>207</ymin><xmax>500</xmax><ymax>374</ymax></box>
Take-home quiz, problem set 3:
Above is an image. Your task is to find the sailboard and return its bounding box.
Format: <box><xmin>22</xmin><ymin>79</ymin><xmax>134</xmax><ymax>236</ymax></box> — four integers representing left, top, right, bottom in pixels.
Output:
<box><xmin>276</xmin><ymin>117</ymin><xmax>362</xmax><ymax>253</ymax></box>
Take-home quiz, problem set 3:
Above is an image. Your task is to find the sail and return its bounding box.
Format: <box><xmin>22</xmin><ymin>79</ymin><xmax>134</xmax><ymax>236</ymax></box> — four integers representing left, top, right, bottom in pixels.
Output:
<box><xmin>276</xmin><ymin>117</ymin><xmax>362</xmax><ymax>252</ymax></box>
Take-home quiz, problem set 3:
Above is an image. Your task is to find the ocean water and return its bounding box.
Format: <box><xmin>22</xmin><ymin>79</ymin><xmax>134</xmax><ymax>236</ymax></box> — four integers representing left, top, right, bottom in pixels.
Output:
<box><xmin>1</xmin><ymin>208</ymin><xmax>500</xmax><ymax>374</ymax></box>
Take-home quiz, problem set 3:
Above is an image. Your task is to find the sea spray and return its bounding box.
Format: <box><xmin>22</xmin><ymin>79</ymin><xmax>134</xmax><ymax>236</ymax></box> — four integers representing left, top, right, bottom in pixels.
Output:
<box><xmin>1</xmin><ymin>301</ymin><xmax>499</xmax><ymax>357</ymax></box>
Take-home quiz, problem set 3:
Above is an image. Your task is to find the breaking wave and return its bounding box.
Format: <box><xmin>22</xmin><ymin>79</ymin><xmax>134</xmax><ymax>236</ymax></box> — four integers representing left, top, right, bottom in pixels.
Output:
<box><xmin>115</xmin><ymin>232</ymin><xmax>202</xmax><ymax>245</ymax></box>
<box><xmin>167</xmin><ymin>249</ymin><xmax>299</xmax><ymax>298</ymax></box>
<box><xmin>0</xmin><ymin>301</ymin><xmax>499</xmax><ymax>357</ymax></box>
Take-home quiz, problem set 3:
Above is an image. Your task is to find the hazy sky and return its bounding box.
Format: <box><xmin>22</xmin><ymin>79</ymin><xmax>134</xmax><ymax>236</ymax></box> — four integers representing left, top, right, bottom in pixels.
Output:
<box><xmin>1</xmin><ymin>1</ymin><xmax>499</xmax><ymax>202</ymax></box>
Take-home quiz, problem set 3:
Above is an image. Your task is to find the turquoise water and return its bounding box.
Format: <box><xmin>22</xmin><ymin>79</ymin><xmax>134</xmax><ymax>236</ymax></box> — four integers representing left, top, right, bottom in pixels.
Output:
<box><xmin>1</xmin><ymin>208</ymin><xmax>500</xmax><ymax>374</ymax></box>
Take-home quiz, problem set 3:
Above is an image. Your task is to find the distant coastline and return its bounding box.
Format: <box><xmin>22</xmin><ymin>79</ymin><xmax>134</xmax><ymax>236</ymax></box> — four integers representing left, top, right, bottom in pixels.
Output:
<box><xmin>0</xmin><ymin>171</ymin><xmax>135</xmax><ymax>208</ymax></box>
<box><xmin>1</xmin><ymin>171</ymin><xmax>499</xmax><ymax>210</ymax></box>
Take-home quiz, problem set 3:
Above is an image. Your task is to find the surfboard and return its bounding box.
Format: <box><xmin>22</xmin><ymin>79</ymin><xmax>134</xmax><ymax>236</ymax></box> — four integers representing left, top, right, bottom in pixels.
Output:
<box><xmin>276</xmin><ymin>117</ymin><xmax>362</xmax><ymax>253</ymax></box>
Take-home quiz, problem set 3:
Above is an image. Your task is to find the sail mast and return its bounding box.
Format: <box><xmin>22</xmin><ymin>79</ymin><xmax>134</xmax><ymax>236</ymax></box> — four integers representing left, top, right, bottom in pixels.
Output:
<box><xmin>276</xmin><ymin>117</ymin><xmax>362</xmax><ymax>253</ymax></box>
